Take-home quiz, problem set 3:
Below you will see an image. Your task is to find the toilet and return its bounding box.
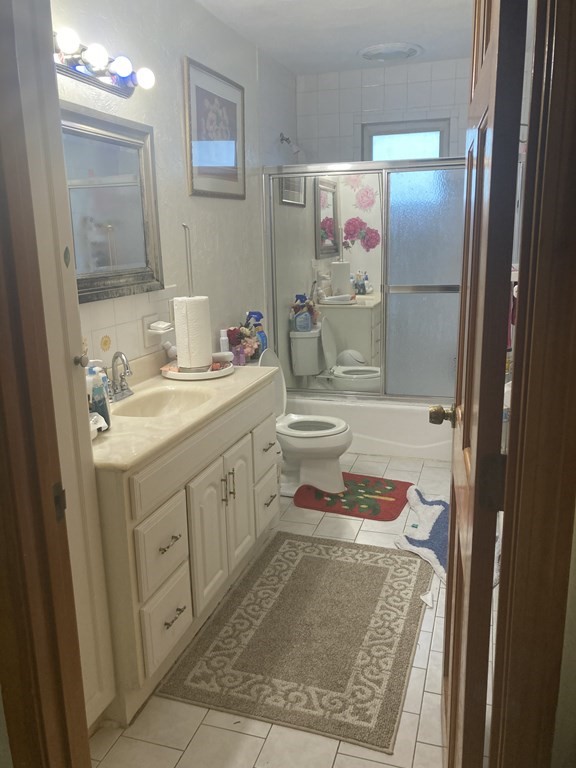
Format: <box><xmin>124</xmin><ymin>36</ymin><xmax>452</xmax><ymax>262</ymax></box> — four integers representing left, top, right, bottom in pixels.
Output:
<box><xmin>259</xmin><ymin>348</ymin><xmax>352</xmax><ymax>497</ymax></box>
<box><xmin>289</xmin><ymin>319</ymin><xmax>380</xmax><ymax>393</ymax></box>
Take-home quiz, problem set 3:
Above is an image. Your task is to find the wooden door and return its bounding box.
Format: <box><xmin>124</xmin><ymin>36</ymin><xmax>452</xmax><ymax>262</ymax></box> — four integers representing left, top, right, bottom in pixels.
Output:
<box><xmin>187</xmin><ymin>459</ymin><xmax>229</xmax><ymax>614</ymax></box>
<box><xmin>224</xmin><ymin>434</ymin><xmax>256</xmax><ymax>571</ymax></box>
<box><xmin>442</xmin><ymin>0</ymin><xmax>528</xmax><ymax>765</ymax></box>
<box><xmin>11</xmin><ymin>0</ymin><xmax>116</xmax><ymax>726</ymax></box>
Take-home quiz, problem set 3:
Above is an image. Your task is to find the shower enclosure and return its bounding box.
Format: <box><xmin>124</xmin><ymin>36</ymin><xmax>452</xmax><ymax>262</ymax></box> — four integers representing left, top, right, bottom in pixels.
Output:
<box><xmin>265</xmin><ymin>159</ymin><xmax>465</xmax><ymax>404</ymax></box>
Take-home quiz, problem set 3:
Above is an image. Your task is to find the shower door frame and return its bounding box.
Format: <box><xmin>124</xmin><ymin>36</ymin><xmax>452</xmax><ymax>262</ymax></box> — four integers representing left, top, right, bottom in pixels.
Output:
<box><xmin>264</xmin><ymin>157</ymin><xmax>465</xmax><ymax>403</ymax></box>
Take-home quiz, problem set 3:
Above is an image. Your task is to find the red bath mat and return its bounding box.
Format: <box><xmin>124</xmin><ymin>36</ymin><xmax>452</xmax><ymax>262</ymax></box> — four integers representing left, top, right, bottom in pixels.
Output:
<box><xmin>293</xmin><ymin>473</ymin><xmax>412</xmax><ymax>521</ymax></box>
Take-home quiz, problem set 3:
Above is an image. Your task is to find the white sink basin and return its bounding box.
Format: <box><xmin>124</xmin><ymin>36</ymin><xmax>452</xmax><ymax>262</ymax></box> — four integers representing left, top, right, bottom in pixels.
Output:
<box><xmin>112</xmin><ymin>386</ymin><xmax>213</xmax><ymax>418</ymax></box>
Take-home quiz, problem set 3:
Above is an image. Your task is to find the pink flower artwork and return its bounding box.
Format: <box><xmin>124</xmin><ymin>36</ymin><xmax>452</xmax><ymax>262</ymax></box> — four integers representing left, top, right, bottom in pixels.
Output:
<box><xmin>355</xmin><ymin>185</ymin><xmax>377</xmax><ymax>211</ymax></box>
<box><xmin>343</xmin><ymin>174</ymin><xmax>364</xmax><ymax>191</ymax></box>
<box><xmin>320</xmin><ymin>216</ymin><xmax>335</xmax><ymax>242</ymax></box>
<box><xmin>344</xmin><ymin>216</ymin><xmax>366</xmax><ymax>241</ymax></box>
<box><xmin>320</xmin><ymin>189</ymin><xmax>329</xmax><ymax>210</ymax></box>
<box><xmin>342</xmin><ymin>216</ymin><xmax>381</xmax><ymax>252</ymax></box>
<box><xmin>361</xmin><ymin>226</ymin><xmax>381</xmax><ymax>252</ymax></box>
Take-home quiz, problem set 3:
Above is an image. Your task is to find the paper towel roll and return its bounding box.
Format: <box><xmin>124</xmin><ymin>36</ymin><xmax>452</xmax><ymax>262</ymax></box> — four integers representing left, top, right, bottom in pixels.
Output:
<box><xmin>331</xmin><ymin>261</ymin><xmax>351</xmax><ymax>296</ymax></box>
<box><xmin>173</xmin><ymin>296</ymin><xmax>212</xmax><ymax>370</ymax></box>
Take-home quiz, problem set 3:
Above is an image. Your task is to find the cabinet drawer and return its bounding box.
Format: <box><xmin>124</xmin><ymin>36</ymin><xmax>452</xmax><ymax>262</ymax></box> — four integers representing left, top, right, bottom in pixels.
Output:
<box><xmin>134</xmin><ymin>491</ymin><xmax>188</xmax><ymax>602</ymax></box>
<box><xmin>254</xmin><ymin>465</ymin><xmax>280</xmax><ymax>535</ymax></box>
<box><xmin>252</xmin><ymin>415</ymin><xmax>278</xmax><ymax>481</ymax></box>
<box><xmin>140</xmin><ymin>561</ymin><xmax>192</xmax><ymax>677</ymax></box>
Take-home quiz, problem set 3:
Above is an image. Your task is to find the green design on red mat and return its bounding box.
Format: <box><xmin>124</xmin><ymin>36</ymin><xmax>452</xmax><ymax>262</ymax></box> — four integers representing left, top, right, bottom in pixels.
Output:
<box><xmin>293</xmin><ymin>472</ymin><xmax>413</xmax><ymax>522</ymax></box>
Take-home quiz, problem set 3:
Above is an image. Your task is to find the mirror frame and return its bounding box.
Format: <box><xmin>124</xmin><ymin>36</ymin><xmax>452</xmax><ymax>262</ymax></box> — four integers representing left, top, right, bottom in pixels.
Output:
<box><xmin>60</xmin><ymin>102</ymin><xmax>164</xmax><ymax>303</ymax></box>
<box><xmin>315</xmin><ymin>177</ymin><xmax>340</xmax><ymax>259</ymax></box>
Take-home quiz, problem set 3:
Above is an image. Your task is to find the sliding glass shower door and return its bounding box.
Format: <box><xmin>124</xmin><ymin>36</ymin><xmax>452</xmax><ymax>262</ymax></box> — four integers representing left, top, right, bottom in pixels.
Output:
<box><xmin>384</xmin><ymin>165</ymin><xmax>465</xmax><ymax>398</ymax></box>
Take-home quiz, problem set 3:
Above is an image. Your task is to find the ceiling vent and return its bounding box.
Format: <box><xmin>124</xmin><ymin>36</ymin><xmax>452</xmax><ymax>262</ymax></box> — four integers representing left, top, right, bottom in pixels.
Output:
<box><xmin>359</xmin><ymin>43</ymin><xmax>423</xmax><ymax>62</ymax></box>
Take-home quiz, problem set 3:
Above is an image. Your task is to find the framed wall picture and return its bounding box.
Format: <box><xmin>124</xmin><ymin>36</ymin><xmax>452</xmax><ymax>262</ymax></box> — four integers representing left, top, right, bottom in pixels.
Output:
<box><xmin>280</xmin><ymin>176</ymin><xmax>306</xmax><ymax>206</ymax></box>
<box><xmin>184</xmin><ymin>57</ymin><xmax>245</xmax><ymax>199</ymax></box>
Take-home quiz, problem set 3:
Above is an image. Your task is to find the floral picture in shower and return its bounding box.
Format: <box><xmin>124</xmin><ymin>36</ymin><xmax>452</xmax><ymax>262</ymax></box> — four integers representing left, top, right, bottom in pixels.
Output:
<box><xmin>339</xmin><ymin>172</ymin><xmax>383</xmax><ymax>282</ymax></box>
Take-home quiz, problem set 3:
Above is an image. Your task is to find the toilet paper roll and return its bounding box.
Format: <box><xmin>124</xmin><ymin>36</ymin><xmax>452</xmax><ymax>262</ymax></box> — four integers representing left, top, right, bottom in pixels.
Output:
<box><xmin>173</xmin><ymin>296</ymin><xmax>212</xmax><ymax>370</ymax></box>
<box><xmin>331</xmin><ymin>261</ymin><xmax>352</xmax><ymax>296</ymax></box>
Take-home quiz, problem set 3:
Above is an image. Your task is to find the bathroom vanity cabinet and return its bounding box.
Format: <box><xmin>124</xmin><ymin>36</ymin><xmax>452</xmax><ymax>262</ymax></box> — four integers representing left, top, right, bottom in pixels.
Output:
<box><xmin>320</xmin><ymin>297</ymin><xmax>381</xmax><ymax>365</ymax></box>
<box><xmin>93</xmin><ymin>369</ymin><xmax>279</xmax><ymax>724</ymax></box>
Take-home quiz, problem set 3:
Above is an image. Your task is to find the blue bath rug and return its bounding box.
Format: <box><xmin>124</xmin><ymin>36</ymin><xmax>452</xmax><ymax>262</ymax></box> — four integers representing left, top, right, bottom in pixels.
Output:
<box><xmin>395</xmin><ymin>486</ymin><xmax>449</xmax><ymax>583</ymax></box>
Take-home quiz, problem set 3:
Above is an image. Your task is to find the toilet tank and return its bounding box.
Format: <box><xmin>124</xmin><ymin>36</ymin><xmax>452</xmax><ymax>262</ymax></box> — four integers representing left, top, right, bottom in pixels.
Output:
<box><xmin>289</xmin><ymin>326</ymin><xmax>322</xmax><ymax>375</ymax></box>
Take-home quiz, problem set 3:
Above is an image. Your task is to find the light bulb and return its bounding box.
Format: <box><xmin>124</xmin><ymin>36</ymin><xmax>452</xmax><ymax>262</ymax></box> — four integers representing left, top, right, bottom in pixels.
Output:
<box><xmin>109</xmin><ymin>56</ymin><xmax>133</xmax><ymax>78</ymax></box>
<box><xmin>56</xmin><ymin>27</ymin><xmax>80</xmax><ymax>55</ymax></box>
<box><xmin>82</xmin><ymin>43</ymin><xmax>109</xmax><ymax>71</ymax></box>
<box><xmin>136</xmin><ymin>67</ymin><xmax>155</xmax><ymax>90</ymax></box>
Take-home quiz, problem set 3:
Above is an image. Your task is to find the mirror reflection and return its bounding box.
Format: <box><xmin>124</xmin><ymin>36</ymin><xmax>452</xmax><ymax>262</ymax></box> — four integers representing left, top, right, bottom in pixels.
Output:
<box><xmin>315</xmin><ymin>177</ymin><xmax>340</xmax><ymax>259</ymax></box>
<box><xmin>269</xmin><ymin>161</ymin><xmax>465</xmax><ymax>399</ymax></box>
<box><xmin>61</xmin><ymin>104</ymin><xmax>164</xmax><ymax>303</ymax></box>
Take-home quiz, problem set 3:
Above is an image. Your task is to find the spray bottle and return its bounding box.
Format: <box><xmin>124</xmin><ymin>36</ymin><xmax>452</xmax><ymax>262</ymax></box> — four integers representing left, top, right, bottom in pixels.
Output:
<box><xmin>86</xmin><ymin>360</ymin><xmax>111</xmax><ymax>429</ymax></box>
<box><xmin>245</xmin><ymin>311</ymin><xmax>268</xmax><ymax>355</ymax></box>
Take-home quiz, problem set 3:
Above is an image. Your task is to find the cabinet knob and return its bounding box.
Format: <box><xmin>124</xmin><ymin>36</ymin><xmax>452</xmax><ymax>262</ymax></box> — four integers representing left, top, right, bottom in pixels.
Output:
<box><xmin>263</xmin><ymin>441</ymin><xmax>276</xmax><ymax>453</ymax></box>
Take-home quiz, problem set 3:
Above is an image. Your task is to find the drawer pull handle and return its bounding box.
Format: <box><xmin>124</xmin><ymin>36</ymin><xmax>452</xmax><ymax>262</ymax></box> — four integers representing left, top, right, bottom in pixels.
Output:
<box><xmin>158</xmin><ymin>534</ymin><xmax>182</xmax><ymax>555</ymax></box>
<box><xmin>164</xmin><ymin>605</ymin><xmax>186</xmax><ymax>630</ymax></box>
<box><xmin>263</xmin><ymin>441</ymin><xmax>276</xmax><ymax>453</ymax></box>
<box><xmin>221</xmin><ymin>477</ymin><xmax>228</xmax><ymax>504</ymax></box>
<box><xmin>228</xmin><ymin>468</ymin><xmax>236</xmax><ymax>499</ymax></box>
<box><xmin>264</xmin><ymin>493</ymin><xmax>277</xmax><ymax>508</ymax></box>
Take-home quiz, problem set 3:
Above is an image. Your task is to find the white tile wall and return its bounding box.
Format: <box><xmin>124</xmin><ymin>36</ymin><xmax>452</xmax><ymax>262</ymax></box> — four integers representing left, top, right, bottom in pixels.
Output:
<box><xmin>296</xmin><ymin>59</ymin><xmax>472</xmax><ymax>163</ymax></box>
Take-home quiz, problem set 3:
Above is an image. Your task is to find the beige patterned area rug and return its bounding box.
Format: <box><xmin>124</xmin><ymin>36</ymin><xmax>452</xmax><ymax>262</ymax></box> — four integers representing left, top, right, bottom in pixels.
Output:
<box><xmin>157</xmin><ymin>532</ymin><xmax>432</xmax><ymax>755</ymax></box>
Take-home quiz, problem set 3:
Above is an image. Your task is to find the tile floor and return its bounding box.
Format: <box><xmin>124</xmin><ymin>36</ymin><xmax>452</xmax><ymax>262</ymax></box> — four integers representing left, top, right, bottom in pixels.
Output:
<box><xmin>90</xmin><ymin>453</ymin><xmax>452</xmax><ymax>768</ymax></box>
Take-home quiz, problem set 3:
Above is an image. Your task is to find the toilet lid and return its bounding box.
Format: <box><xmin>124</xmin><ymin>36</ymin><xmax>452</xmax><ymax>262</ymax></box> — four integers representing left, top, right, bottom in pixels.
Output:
<box><xmin>259</xmin><ymin>348</ymin><xmax>287</xmax><ymax>418</ymax></box>
<box><xmin>320</xmin><ymin>318</ymin><xmax>338</xmax><ymax>370</ymax></box>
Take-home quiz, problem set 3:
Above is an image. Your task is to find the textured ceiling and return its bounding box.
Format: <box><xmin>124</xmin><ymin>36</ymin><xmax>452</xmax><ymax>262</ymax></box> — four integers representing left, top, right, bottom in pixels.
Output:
<box><xmin>194</xmin><ymin>0</ymin><xmax>474</xmax><ymax>74</ymax></box>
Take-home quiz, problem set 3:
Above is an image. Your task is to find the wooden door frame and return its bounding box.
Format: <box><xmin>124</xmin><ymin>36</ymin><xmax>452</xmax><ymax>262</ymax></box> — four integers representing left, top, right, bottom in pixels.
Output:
<box><xmin>0</xmin><ymin>1</ymin><xmax>91</xmax><ymax>766</ymax></box>
<box><xmin>491</xmin><ymin>0</ymin><xmax>576</xmax><ymax>764</ymax></box>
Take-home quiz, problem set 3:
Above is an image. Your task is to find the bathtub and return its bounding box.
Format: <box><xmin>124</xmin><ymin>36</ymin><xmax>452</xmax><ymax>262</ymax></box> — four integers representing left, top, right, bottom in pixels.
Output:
<box><xmin>286</xmin><ymin>395</ymin><xmax>452</xmax><ymax>461</ymax></box>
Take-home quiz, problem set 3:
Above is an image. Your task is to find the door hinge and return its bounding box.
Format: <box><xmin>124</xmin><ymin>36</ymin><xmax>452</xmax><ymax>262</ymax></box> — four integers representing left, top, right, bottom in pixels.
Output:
<box><xmin>479</xmin><ymin>453</ymin><xmax>507</xmax><ymax>510</ymax></box>
<box><xmin>53</xmin><ymin>481</ymin><xmax>67</xmax><ymax>522</ymax></box>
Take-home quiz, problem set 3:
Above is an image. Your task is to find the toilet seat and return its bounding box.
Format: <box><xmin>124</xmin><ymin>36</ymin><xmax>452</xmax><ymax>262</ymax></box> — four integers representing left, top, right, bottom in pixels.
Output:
<box><xmin>332</xmin><ymin>365</ymin><xmax>380</xmax><ymax>380</ymax></box>
<box><xmin>276</xmin><ymin>413</ymin><xmax>348</xmax><ymax>438</ymax></box>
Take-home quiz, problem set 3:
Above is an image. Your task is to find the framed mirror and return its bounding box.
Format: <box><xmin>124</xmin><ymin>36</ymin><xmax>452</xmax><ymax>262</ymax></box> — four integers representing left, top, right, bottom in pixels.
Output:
<box><xmin>315</xmin><ymin>177</ymin><xmax>340</xmax><ymax>259</ymax></box>
<box><xmin>60</xmin><ymin>103</ymin><xmax>163</xmax><ymax>303</ymax></box>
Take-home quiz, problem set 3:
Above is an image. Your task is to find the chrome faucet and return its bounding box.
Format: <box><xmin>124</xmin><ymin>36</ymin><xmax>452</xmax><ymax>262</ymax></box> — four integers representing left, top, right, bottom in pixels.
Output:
<box><xmin>110</xmin><ymin>350</ymin><xmax>134</xmax><ymax>401</ymax></box>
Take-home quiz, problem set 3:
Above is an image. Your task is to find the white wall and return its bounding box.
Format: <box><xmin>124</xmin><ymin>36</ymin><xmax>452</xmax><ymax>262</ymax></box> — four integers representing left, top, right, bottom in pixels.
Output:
<box><xmin>51</xmin><ymin>0</ymin><xmax>296</xmax><ymax>367</ymax></box>
<box><xmin>296</xmin><ymin>58</ymin><xmax>471</xmax><ymax>164</ymax></box>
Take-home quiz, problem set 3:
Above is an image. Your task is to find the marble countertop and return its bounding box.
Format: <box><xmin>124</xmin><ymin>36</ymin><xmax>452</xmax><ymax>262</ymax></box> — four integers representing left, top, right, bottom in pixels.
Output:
<box><xmin>319</xmin><ymin>293</ymin><xmax>381</xmax><ymax>308</ymax></box>
<box><xmin>92</xmin><ymin>365</ymin><xmax>277</xmax><ymax>472</ymax></box>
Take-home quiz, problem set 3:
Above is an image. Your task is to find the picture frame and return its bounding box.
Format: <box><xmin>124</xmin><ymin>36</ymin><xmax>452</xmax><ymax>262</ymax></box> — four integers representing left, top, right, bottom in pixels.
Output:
<box><xmin>184</xmin><ymin>57</ymin><xmax>245</xmax><ymax>199</ymax></box>
<box><xmin>280</xmin><ymin>176</ymin><xmax>306</xmax><ymax>206</ymax></box>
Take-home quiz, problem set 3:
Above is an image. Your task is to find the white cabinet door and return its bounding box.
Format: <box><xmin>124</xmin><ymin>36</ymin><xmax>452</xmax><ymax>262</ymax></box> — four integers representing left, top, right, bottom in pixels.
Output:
<box><xmin>224</xmin><ymin>434</ymin><xmax>256</xmax><ymax>572</ymax></box>
<box><xmin>187</xmin><ymin>459</ymin><xmax>229</xmax><ymax>615</ymax></box>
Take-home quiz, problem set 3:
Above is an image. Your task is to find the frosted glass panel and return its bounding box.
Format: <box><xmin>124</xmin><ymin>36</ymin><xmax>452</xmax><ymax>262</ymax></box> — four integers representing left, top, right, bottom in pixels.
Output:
<box><xmin>386</xmin><ymin>293</ymin><xmax>460</xmax><ymax>397</ymax></box>
<box><xmin>388</xmin><ymin>169</ymin><xmax>465</xmax><ymax>285</ymax></box>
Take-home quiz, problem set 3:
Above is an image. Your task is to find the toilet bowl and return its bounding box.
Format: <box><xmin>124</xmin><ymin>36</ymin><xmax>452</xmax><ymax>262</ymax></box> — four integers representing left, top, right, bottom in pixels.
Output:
<box><xmin>259</xmin><ymin>348</ymin><xmax>352</xmax><ymax>496</ymax></box>
<box><xmin>321</xmin><ymin>321</ymin><xmax>381</xmax><ymax>393</ymax></box>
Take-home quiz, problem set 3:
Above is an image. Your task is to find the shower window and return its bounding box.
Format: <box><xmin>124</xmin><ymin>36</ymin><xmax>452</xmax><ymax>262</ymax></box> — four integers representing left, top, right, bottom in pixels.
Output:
<box><xmin>362</xmin><ymin>119</ymin><xmax>450</xmax><ymax>161</ymax></box>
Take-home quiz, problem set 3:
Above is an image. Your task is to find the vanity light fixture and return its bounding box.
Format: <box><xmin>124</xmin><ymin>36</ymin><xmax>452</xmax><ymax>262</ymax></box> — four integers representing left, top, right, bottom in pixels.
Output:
<box><xmin>53</xmin><ymin>27</ymin><xmax>155</xmax><ymax>98</ymax></box>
